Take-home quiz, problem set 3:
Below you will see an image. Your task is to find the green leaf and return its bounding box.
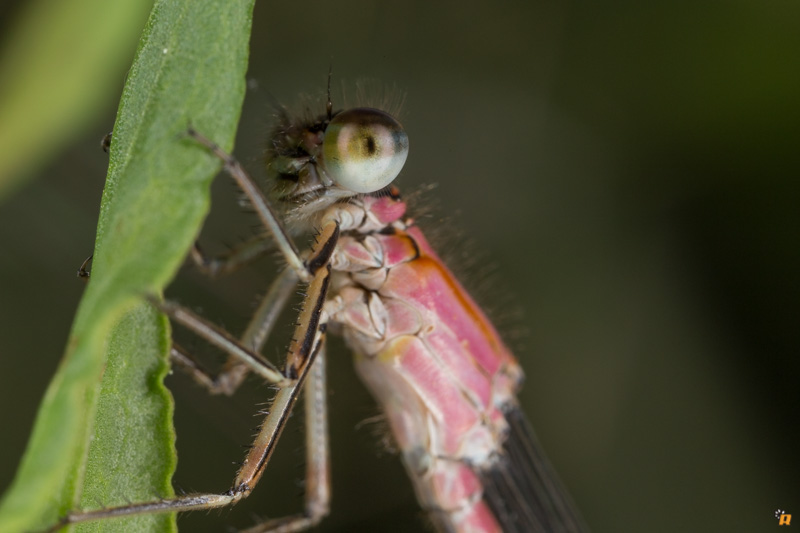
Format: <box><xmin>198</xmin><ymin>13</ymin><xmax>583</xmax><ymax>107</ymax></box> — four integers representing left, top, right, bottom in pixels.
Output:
<box><xmin>0</xmin><ymin>0</ymin><xmax>255</xmax><ymax>531</ymax></box>
<box><xmin>0</xmin><ymin>0</ymin><xmax>151</xmax><ymax>199</ymax></box>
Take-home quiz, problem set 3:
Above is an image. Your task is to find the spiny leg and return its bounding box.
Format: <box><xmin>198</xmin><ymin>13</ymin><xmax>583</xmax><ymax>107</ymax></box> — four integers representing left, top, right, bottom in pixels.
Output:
<box><xmin>232</xmin><ymin>221</ymin><xmax>338</xmax><ymax>510</ymax></box>
<box><xmin>241</xmin><ymin>268</ymin><xmax>300</xmax><ymax>352</ymax></box>
<box><xmin>151</xmin><ymin>296</ymin><xmax>285</xmax><ymax>386</ymax></box>
<box><xmin>300</xmin><ymin>342</ymin><xmax>331</xmax><ymax>525</ymax></box>
<box><xmin>46</xmin><ymin>221</ymin><xmax>339</xmax><ymax>532</ymax></box>
<box><xmin>170</xmin><ymin>266</ymin><xmax>299</xmax><ymax>395</ymax></box>
<box><xmin>176</xmin><ymin>127</ymin><xmax>308</xmax><ymax>391</ymax></box>
<box><xmin>187</xmin><ymin>129</ymin><xmax>335</xmax><ymax>524</ymax></box>
<box><xmin>186</xmin><ymin>126</ymin><xmax>309</xmax><ymax>280</ymax></box>
<box><xmin>242</xmin><ymin>341</ymin><xmax>331</xmax><ymax>533</ymax></box>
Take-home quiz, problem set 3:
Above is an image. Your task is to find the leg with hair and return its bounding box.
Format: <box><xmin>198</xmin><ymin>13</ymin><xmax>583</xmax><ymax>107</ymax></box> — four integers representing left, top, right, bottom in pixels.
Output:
<box><xmin>242</xmin><ymin>343</ymin><xmax>331</xmax><ymax>533</ymax></box>
<box><xmin>46</xmin><ymin>221</ymin><xmax>339</xmax><ymax>533</ymax></box>
<box><xmin>186</xmin><ymin>127</ymin><xmax>309</xmax><ymax>280</ymax></box>
<box><xmin>175</xmin><ymin>126</ymin><xmax>310</xmax><ymax>391</ymax></box>
<box><xmin>170</xmin><ymin>266</ymin><xmax>298</xmax><ymax>395</ymax></box>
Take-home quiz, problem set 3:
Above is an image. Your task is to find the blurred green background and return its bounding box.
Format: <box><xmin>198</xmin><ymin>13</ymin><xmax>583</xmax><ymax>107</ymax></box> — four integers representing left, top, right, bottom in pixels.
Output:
<box><xmin>0</xmin><ymin>1</ymin><xmax>797</xmax><ymax>532</ymax></box>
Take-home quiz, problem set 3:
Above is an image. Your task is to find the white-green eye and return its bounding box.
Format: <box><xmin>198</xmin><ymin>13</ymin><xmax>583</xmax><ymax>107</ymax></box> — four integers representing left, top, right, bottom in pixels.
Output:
<box><xmin>322</xmin><ymin>107</ymin><xmax>409</xmax><ymax>193</ymax></box>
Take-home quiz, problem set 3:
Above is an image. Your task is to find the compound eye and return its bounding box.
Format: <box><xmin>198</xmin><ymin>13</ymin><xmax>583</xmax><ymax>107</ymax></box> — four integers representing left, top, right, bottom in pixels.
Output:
<box><xmin>322</xmin><ymin>108</ymin><xmax>409</xmax><ymax>193</ymax></box>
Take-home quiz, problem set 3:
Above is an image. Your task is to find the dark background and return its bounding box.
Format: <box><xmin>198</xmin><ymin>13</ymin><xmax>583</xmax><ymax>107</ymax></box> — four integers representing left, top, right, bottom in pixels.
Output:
<box><xmin>1</xmin><ymin>1</ymin><xmax>798</xmax><ymax>531</ymax></box>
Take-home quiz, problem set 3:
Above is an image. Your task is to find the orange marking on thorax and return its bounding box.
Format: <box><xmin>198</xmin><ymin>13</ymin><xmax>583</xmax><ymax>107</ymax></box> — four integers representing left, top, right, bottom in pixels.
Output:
<box><xmin>408</xmin><ymin>254</ymin><xmax>507</xmax><ymax>357</ymax></box>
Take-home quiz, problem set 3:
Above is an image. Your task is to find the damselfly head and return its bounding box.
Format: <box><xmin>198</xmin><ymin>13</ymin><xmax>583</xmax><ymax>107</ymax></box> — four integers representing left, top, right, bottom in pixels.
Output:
<box><xmin>266</xmin><ymin>104</ymin><xmax>408</xmax><ymax>225</ymax></box>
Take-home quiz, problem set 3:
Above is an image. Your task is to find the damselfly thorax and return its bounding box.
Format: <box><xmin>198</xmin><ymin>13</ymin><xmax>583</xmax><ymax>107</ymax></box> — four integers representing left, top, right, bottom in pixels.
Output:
<box><xmin>49</xmin><ymin>95</ymin><xmax>586</xmax><ymax>533</ymax></box>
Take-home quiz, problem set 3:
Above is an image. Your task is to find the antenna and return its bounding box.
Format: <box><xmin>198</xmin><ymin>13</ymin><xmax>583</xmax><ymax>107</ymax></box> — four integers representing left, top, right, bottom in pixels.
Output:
<box><xmin>326</xmin><ymin>66</ymin><xmax>333</xmax><ymax>120</ymax></box>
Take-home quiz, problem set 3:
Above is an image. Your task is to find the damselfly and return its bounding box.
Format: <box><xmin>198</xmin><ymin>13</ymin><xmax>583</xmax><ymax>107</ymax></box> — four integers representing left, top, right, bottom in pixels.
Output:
<box><xmin>47</xmin><ymin>88</ymin><xmax>588</xmax><ymax>533</ymax></box>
